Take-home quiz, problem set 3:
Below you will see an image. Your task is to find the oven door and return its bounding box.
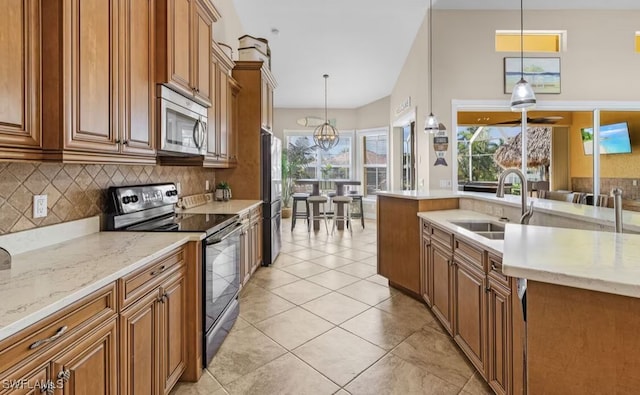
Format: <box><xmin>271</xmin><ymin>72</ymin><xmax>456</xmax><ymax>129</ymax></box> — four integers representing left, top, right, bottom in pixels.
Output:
<box><xmin>203</xmin><ymin>222</ymin><xmax>241</xmax><ymax>333</ymax></box>
<box><xmin>158</xmin><ymin>87</ymin><xmax>207</xmax><ymax>155</ymax></box>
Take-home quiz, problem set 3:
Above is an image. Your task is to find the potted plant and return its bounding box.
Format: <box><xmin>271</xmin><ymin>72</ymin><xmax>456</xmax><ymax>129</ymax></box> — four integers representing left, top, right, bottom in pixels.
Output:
<box><xmin>282</xmin><ymin>138</ymin><xmax>315</xmax><ymax>218</ymax></box>
<box><xmin>215</xmin><ymin>181</ymin><xmax>232</xmax><ymax>201</ymax></box>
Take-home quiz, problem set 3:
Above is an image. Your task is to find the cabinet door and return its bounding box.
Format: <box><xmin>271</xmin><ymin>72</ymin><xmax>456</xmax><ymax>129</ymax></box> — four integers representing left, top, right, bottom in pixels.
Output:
<box><xmin>420</xmin><ymin>234</ymin><xmax>433</xmax><ymax>307</ymax></box>
<box><xmin>65</xmin><ymin>0</ymin><xmax>119</xmax><ymax>152</ymax></box>
<box><xmin>267</xmin><ymin>84</ymin><xmax>273</xmax><ymax>131</ymax></box>
<box><xmin>217</xmin><ymin>69</ymin><xmax>229</xmax><ymax>160</ymax></box>
<box><xmin>431</xmin><ymin>243</ymin><xmax>453</xmax><ymax>335</ymax></box>
<box><xmin>260</xmin><ymin>79</ymin><xmax>269</xmax><ymax>130</ymax></box>
<box><xmin>51</xmin><ymin>318</ymin><xmax>118</xmax><ymax>395</ymax></box>
<box><xmin>166</xmin><ymin>0</ymin><xmax>192</xmax><ymax>93</ymax></box>
<box><xmin>206</xmin><ymin>57</ymin><xmax>218</xmax><ymax>158</ymax></box>
<box><xmin>121</xmin><ymin>0</ymin><xmax>155</xmax><ymax>155</ymax></box>
<box><xmin>488</xmin><ymin>279</ymin><xmax>512</xmax><ymax>395</ymax></box>
<box><xmin>227</xmin><ymin>80</ymin><xmax>240</xmax><ymax>164</ymax></box>
<box><xmin>453</xmin><ymin>258</ymin><xmax>487</xmax><ymax>377</ymax></box>
<box><xmin>253</xmin><ymin>218</ymin><xmax>263</xmax><ymax>270</ymax></box>
<box><xmin>0</xmin><ymin>363</ymin><xmax>50</xmax><ymax>395</ymax></box>
<box><xmin>193</xmin><ymin>0</ymin><xmax>212</xmax><ymax>106</ymax></box>
<box><xmin>239</xmin><ymin>227</ymin><xmax>250</xmax><ymax>285</ymax></box>
<box><xmin>159</xmin><ymin>273</ymin><xmax>187</xmax><ymax>395</ymax></box>
<box><xmin>119</xmin><ymin>291</ymin><xmax>161</xmax><ymax>395</ymax></box>
<box><xmin>0</xmin><ymin>0</ymin><xmax>41</xmax><ymax>150</ymax></box>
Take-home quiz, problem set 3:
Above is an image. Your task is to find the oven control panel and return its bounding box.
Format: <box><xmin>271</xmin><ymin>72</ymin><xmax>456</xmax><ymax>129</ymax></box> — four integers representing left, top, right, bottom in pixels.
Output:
<box><xmin>109</xmin><ymin>183</ymin><xmax>179</xmax><ymax>214</ymax></box>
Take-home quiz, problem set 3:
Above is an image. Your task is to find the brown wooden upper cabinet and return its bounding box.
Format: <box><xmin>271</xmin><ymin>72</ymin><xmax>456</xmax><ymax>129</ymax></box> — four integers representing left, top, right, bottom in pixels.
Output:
<box><xmin>155</xmin><ymin>0</ymin><xmax>219</xmax><ymax>107</ymax></box>
<box><xmin>0</xmin><ymin>0</ymin><xmax>41</xmax><ymax>159</ymax></box>
<box><xmin>203</xmin><ymin>42</ymin><xmax>239</xmax><ymax>168</ymax></box>
<box><xmin>35</xmin><ymin>0</ymin><xmax>155</xmax><ymax>164</ymax></box>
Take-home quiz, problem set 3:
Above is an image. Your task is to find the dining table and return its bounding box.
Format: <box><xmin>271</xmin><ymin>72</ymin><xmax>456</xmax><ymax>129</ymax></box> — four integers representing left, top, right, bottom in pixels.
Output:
<box><xmin>294</xmin><ymin>179</ymin><xmax>362</xmax><ymax>231</ymax></box>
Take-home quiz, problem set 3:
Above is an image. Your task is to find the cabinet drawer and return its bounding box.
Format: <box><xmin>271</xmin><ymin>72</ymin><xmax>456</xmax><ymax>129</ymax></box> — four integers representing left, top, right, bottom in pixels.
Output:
<box><xmin>454</xmin><ymin>237</ymin><xmax>485</xmax><ymax>272</ymax></box>
<box><xmin>488</xmin><ymin>254</ymin><xmax>509</xmax><ymax>287</ymax></box>
<box><xmin>118</xmin><ymin>247</ymin><xmax>185</xmax><ymax>311</ymax></box>
<box><xmin>430</xmin><ymin>224</ymin><xmax>453</xmax><ymax>250</ymax></box>
<box><xmin>250</xmin><ymin>206</ymin><xmax>262</xmax><ymax>221</ymax></box>
<box><xmin>0</xmin><ymin>283</ymin><xmax>116</xmax><ymax>374</ymax></box>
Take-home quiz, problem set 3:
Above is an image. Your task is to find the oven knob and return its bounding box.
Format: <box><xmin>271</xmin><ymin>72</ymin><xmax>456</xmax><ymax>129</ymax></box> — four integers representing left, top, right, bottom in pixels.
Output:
<box><xmin>131</xmin><ymin>195</ymin><xmax>139</xmax><ymax>203</ymax></box>
<box><xmin>122</xmin><ymin>196</ymin><xmax>131</xmax><ymax>204</ymax></box>
<box><xmin>166</xmin><ymin>190</ymin><xmax>173</xmax><ymax>197</ymax></box>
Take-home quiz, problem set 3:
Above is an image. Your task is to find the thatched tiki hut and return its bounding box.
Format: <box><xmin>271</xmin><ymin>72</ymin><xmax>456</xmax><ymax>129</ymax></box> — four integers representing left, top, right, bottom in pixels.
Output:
<box><xmin>493</xmin><ymin>126</ymin><xmax>551</xmax><ymax>180</ymax></box>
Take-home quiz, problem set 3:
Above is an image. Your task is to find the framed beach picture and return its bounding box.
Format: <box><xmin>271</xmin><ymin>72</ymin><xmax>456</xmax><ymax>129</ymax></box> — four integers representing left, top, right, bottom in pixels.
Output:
<box><xmin>504</xmin><ymin>57</ymin><xmax>561</xmax><ymax>94</ymax></box>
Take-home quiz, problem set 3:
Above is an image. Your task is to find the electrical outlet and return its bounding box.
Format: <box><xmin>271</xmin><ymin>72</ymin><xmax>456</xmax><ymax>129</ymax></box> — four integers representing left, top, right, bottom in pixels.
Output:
<box><xmin>634</xmin><ymin>180</ymin><xmax>638</xmax><ymax>186</ymax></box>
<box><xmin>33</xmin><ymin>195</ymin><xmax>47</xmax><ymax>218</ymax></box>
<box><xmin>205</xmin><ymin>180</ymin><xmax>210</xmax><ymax>191</ymax></box>
<box><xmin>495</xmin><ymin>206</ymin><xmax>504</xmax><ymax>217</ymax></box>
<box><xmin>176</xmin><ymin>182</ymin><xmax>181</xmax><ymax>195</ymax></box>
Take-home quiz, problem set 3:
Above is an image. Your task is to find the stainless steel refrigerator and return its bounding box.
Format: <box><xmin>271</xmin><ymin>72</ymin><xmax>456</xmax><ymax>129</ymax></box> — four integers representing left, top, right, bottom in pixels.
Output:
<box><xmin>261</xmin><ymin>130</ymin><xmax>282</xmax><ymax>265</ymax></box>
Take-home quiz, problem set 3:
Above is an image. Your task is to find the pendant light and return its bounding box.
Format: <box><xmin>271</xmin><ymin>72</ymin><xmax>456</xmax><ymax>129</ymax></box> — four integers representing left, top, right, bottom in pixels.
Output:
<box><xmin>424</xmin><ymin>0</ymin><xmax>440</xmax><ymax>133</ymax></box>
<box><xmin>313</xmin><ymin>74</ymin><xmax>340</xmax><ymax>150</ymax></box>
<box><xmin>510</xmin><ymin>0</ymin><xmax>536</xmax><ymax>111</ymax></box>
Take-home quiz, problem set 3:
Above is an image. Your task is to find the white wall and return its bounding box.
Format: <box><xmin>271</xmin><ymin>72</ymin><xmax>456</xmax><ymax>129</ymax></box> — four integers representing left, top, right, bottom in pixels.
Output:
<box><xmin>212</xmin><ymin>0</ymin><xmax>245</xmax><ymax>54</ymax></box>
<box><xmin>390</xmin><ymin>9</ymin><xmax>640</xmax><ymax>190</ymax></box>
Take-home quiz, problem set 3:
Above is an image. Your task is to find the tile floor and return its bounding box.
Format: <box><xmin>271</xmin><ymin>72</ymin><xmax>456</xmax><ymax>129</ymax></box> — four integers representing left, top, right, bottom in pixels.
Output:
<box><xmin>172</xmin><ymin>218</ymin><xmax>493</xmax><ymax>395</ymax></box>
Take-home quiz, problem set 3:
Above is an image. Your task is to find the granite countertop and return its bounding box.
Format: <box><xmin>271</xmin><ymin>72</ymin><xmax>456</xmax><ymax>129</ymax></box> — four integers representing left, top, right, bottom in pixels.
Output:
<box><xmin>0</xmin><ymin>231</ymin><xmax>203</xmax><ymax>341</ymax></box>
<box><xmin>418</xmin><ymin>208</ymin><xmax>640</xmax><ymax>299</ymax></box>
<box><xmin>417</xmin><ymin>210</ymin><xmax>504</xmax><ymax>256</ymax></box>
<box><xmin>176</xmin><ymin>199</ymin><xmax>262</xmax><ymax>215</ymax></box>
<box><xmin>380</xmin><ymin>189</ymin><xmax>640</xmax><ymax>233</ymax></box>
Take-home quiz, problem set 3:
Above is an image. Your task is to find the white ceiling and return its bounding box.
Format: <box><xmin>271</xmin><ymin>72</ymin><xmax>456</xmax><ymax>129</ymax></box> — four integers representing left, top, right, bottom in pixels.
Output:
<box><xmin>232</xmin><ymin>0</ymin><xmax>640</xmax><ymax>109</ymax></box>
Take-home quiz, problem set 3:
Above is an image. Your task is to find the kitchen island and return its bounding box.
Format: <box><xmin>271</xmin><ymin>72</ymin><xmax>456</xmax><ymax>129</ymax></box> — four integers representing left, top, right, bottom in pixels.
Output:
<box><xmin>377</xmin><ymin>190</ymin><xmax>640</xmax><ymax>393</ymax></box>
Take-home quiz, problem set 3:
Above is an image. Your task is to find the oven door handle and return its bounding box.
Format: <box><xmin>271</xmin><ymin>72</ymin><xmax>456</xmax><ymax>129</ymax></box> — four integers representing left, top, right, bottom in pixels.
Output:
<box><xmin>206</xmin><ymin>223</ymin><xmax>242</xmax><ymax>245</ymax></box>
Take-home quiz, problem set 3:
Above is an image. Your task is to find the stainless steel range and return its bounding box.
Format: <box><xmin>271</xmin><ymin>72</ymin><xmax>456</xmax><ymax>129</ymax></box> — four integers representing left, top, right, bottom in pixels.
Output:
<box><xmin>105</xmin><ymin>183</ymin><xmax>241</xmax><ymax>366</ymax></box>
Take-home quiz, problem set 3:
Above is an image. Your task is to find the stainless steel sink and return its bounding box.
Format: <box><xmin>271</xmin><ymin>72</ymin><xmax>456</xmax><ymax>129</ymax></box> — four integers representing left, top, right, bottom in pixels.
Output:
<box><xmin>451</xmin><ymin>221</ymin><xmax>505</xmax><ymax>233</ymax></box>
<box><xmin>474</xmin><ymin>231</ymin><xmax>505</xmax><ymax>240</ymax></box>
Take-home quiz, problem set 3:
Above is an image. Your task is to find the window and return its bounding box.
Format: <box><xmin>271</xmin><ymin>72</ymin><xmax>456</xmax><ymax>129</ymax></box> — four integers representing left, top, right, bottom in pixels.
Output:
<box><xmin>362</xmin><ymin>134</ymin><xmax>388</xmax><ymax>196</ymax></box>
<box><xmin>495</xmin><ymin>30</ymin><xmax>565</xmax><ymax>53</ymax></box>
<box><xmin>457</xmin><ymin>126</ymin><xmax>519</xmax><ymax>184</ymax></box>
<box><xmin>285</xmin><ymin>132</ymin><xmax>354</xmax><ymax>191</ymax></box>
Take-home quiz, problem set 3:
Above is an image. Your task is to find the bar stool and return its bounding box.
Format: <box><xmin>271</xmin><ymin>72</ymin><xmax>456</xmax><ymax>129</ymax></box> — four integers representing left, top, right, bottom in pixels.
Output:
<box><xmin>331</xmin><ymin>196</ymin><xmax>353</xmax><ymax>235</ymax></box>
<box><xmin>291</xmin><ymin>193</ymin><xmax>310</xmax><ymax>231</ymax></box>
<box><xmin>307</xmin><ymin>195</ymin><xmax>330</xmax><ymax>234</ymax></box>
<box><xmin>348</xmin><ymin>191</ymin><xmax>365</xmax><ymax>229</ymax></box>
<box><xmin>325</xmin><ymin>191</ymin><xmax>337</xmax><ymax>218</ymax></box>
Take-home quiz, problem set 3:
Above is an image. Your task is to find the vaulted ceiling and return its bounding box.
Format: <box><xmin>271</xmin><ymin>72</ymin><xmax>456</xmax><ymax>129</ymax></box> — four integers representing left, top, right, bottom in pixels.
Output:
<box><xmin>232</xmin><ymin>0</ymin><xmax>640</xmax><ymax>109</ymax></box>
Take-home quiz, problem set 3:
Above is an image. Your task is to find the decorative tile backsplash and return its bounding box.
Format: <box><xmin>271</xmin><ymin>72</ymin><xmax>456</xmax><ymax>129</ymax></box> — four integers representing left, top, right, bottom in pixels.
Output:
<box><xmin>0</xmin><ymin>162</ymin><xmax>216</xmax><ymax>234</ymax></box>
<box><xmin>572</xmin><ymin>177</ymin><xmax>640</xmax><ymax>200</ymax></box>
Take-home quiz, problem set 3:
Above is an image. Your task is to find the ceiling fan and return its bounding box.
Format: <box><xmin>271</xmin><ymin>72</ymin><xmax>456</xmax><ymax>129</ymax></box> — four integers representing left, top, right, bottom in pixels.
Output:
<box><xmin>490</xmin><ymin>116</ymin><xmax>564</xmax><ymax>126</ymax></box>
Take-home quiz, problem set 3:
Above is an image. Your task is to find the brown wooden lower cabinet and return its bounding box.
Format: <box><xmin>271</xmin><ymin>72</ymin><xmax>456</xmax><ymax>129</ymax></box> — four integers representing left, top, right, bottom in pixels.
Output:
<box><xmin>120</xmin><ymin>269</ymin><xmax>186</xmax><ymax>395</ymax></box>
<box><xmin>239</xmin><ymin>206</ymin><xmax>263</xmax><ymax>288</ymax></box>
<box><xmin>453</xmin><ymin>256</ymin><xmax>487</xmax><ymax>377</ymax></box>
<box><xmin>51</xmin><ymin>317</ymin><xmax>118</xmax><ymax>395</ymax></box>
<box><xmin>0</xmin><ymin>245</ymin><xmax>196</xmax><ymax>395</ymax></box>
<box><xmin>430</xmin><ymin>242</ymin><xmax>454</xmax><ymax>335</ymax></box>
<box><xmin>419</xmin><ymin>218</ymin><xmax>523</xmax><ymax>394</ymax></box>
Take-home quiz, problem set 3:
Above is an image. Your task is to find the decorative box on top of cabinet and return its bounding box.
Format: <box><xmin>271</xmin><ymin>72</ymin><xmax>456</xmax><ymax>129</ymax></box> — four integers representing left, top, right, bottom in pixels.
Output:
<box><xmin>35</xmin><ymin>0</ymin><xmax>156</xmax><ymax>164</ymax></box>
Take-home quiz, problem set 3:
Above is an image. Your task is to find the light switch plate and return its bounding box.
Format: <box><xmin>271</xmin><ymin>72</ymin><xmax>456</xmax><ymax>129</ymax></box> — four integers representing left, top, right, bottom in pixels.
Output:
<box><xmin>33</xmin><ymin>195</ymin><xmax>47</xmax><ymax>218</ymax></box>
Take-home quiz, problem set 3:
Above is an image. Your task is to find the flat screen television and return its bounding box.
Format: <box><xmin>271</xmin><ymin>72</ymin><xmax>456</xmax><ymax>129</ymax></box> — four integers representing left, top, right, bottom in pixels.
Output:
<box><xmin>581</xmin><ymin>122</ymin><xmax>632</xmax><ymax>155</ymax></box>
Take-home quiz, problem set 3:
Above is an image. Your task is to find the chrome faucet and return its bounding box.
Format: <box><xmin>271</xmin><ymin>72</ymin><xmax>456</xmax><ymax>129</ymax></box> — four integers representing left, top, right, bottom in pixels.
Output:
<box><xmin>496</xmin><ymin>169</ymin><xmax>534</xmax><ymax>225</ymax></box>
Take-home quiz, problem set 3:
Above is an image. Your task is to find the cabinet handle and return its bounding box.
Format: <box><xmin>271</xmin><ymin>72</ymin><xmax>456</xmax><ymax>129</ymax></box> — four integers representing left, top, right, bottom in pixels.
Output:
<box><xmin>151</xmin><ymin>265</ymin><xmax>166</xmax><ymax>276</ymax></box>
<box><xmin>29</xmin><ymin>325</ymin><xmax>68</xmax><ymax>349</ymax></box>
<box><xmin>163</xmin><ymin>292</ymin><xmax>169</xmax><ymax>302</ymax></box>
<box><xmin>491</xmin><ymin>262</ymin><xmax>501</xmax><ymax>272</ymax></box>
<box><xmin>122</xmin><ymin>140</ymin><xmax>128</xmax><ymax>145</ymax></box>
<box><xmin>40</xmin><ymin>381</ymin><xmax>55</xmax><ymax>394</ymax></box>
<box><xmin>57</xmin><ymin>369</ymin><xmax>71</xmax><ymax>382</ymax></box>
<box><xmin>115</xmin><ymin>139</ymin><xmax>121</xmax><ymax>144</ymax></box>
<box><xmin>486</xmin><ymin>286</ymin><xmax>491</xmax><ymax>292</ymax></box>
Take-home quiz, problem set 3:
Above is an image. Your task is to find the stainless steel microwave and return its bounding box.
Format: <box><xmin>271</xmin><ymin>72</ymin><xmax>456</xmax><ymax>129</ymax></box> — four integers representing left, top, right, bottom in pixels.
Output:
<box><xmin>158</xmin><ymin>85</ymin><xmax>207</xmax><ymax>155</ymax></box>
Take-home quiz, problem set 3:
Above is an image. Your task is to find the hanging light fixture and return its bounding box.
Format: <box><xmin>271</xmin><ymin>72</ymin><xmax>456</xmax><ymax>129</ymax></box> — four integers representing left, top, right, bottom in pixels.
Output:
<box><xmin>313</xmin><ymin>74</ymin><xmax>340</xmax><ymax>150</ymax></box>
<box><xmin>425</xmin><ymin>0</ymin><xmax>440</xmax><ymax>134</ymax></box>
<box><xmin>510</xmin><ymin>0</ymin><xmax>536</xmax><ymax>111</ymax></box>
